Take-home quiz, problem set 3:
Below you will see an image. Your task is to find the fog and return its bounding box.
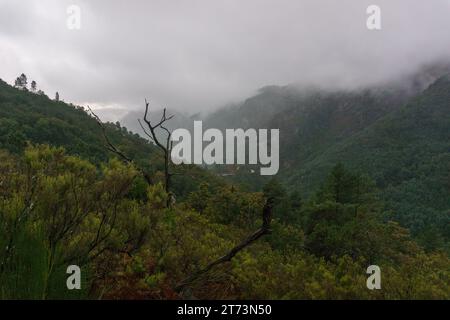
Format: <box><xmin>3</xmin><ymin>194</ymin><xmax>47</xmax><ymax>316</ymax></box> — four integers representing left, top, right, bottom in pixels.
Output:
<box><xmin>1</xmin><ymin>0</ymin><xmax>449</xmax><ymax>118</ymax></box>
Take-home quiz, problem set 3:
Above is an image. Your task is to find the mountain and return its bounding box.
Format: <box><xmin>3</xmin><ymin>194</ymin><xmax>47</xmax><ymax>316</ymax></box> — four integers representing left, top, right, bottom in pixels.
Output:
<box><xmin>0</xmin><ymin>72</ymin><xmax>449</xmax><ymax>299</ymax></box>
<box><xmin>287</xmin><ymin>75</ymin><xmax>450</xmax><ymax>241</ymax></box>
<box><xmin>196</xmin><ymin>69</ymin><xmax>450</xmax><ymax>245</ymax></box>
<box><xmin>0</xmin><ymin>79</ymin><xmax>223</xmax><ymax>200</ymax></box>
<box><xmin>199</xmin><ymin>80</ymin><xmax>419</xmax><ymax>184</ymax></box>
<box><xmin>0</xmin><ymin>79</ymin><xmax>155</xmax><ymax>164</ymax></box>
<box><xmin>4</xmin><ymin>65</ymin><xmax>446</xmax><ymax>245</ymax></box>
<box><xmin>203</xmin><ymin>63</ymin><xmax>450</xmax><ymax>131</ymax></box>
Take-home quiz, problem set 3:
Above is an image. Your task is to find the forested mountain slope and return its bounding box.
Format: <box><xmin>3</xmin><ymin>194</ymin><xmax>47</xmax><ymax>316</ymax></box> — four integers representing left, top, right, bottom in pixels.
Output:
<box><xmin>287</xmin><ymin>75</ymin><xmax>450</xmax><ymax>245</ymax></box>
<box><xmin>199</xmin><ymin>73</ymin><xmax>450</xmax><ymax>247</ymax></box>
<box><xmin>0</xmin><ymin>79</ymin><xmax>218</xmax><ymax>198</ymax></box>
<box><xmin>0</xmin><ymin>76</ymin><xmax>449</xmax><ymax>299</ymax></box>
<box><xmin>0</xmin><ymin>79</ymin><xmax>155</xmax><ymax>163</ymax></box>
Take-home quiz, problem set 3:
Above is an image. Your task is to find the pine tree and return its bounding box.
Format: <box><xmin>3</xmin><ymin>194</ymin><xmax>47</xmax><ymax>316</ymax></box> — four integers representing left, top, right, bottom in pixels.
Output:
<box><xmin>30</xmin><ymin>80</ymin><xmax>37</xmax><ymax>93</ymax></box>
<box><xmin>19</xmin><ymin>73</ymin><xmax>27</xmax><ymax>90</ymax></box>
<box><xmin>14</xmin><ymin>73</ymin><xmax>28</xmax><ymax>90</ymax></box>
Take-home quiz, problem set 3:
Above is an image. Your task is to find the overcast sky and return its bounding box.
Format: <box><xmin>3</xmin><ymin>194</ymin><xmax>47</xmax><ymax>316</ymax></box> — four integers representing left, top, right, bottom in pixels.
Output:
<box><xmin>1</xmin><ymin>0</ymin><xmax>449</xmax><ymax>119</ymax></box>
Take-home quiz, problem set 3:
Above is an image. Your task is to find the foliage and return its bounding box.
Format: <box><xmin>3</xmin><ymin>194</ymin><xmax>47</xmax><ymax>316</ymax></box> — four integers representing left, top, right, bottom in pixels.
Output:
<box><xmin>0</xmin><ymin>77</ymin><xmax>449</xmax><ymax>299</ymax></box>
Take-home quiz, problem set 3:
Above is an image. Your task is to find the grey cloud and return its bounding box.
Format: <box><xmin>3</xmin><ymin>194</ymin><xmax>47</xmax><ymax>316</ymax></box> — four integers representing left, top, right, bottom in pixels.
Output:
<box><xmin>0</xmin><ymin>0</ymin><xmax>449</xmax><ymax>117</ymax></box>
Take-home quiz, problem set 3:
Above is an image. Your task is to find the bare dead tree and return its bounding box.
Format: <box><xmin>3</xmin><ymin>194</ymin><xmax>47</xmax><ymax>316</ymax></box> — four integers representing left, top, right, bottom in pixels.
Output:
<box><xmin>89</xmin><ymin>101</ymin><xmax>176</xmax><ymax>208</ymax></box>
<box><xmin>86</xmin><ymin>103</ymin><xmax>275</xmax><ymax>295</ymax></box>
<box><xmin>88</xmin><ymin>106</ymin><xmax>153</xmax><ymax>186</ymax></box>
<box><xmin>175</xmin><ymin>196</ymin><xmax>275</xmax><ymax>294</ymax></box>
<box><xmin>138</xmin><ymin>99</ymin><xmax>175</xmax><ymax>207</ymax></box>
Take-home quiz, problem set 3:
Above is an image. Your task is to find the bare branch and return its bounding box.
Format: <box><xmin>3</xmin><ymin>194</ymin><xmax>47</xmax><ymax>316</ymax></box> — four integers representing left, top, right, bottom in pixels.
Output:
<box><xmin>137</xmin><ymin>119</ymin><xmax>155</xmax><ymax>143</ymax></box>
<box><xmin>175</xmin><ymin>196</ymin><xmax>275</xmax><ymax>293</ymax></box>
<box><xmin>88</xmin><ymin>106</ymin><xmax>133</xmax><ymax>162</ymax></box>
<box><xmin>142</xmin><ymin>101</ymin><xmax>174</xmax><ymax>150</ymax></box>
<box><xmin>140</xmin><ymin>100</ymin><xmax>175</xmax><ymax>206</ymax></box>
<box><xmin>89</xmin><ymin>100</ymin><xmax>176</xmax><ymax>208</ymax></box>
<box><xmin>88</xmin><ymin>106</ymin><xmax>153</xmax><ymax>185</ymax></box>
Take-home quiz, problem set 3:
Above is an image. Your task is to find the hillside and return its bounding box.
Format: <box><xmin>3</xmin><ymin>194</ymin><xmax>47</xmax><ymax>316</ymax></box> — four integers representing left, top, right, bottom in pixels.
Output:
<box><xmin>287</xmin><ymin>75</ymin><xmax>450</xmax><ymax>244</ymax></box>
<box><xmin>116</xmin><ymin>70</ymin><xmax>450</xmax><ymax>247</ymax></box>
<box><xmin>0</xmin><ymin>79</ymin><xmax>219</xmax><ymax>199</ymax></box>
<box><xmin>188</xmin><ymin>72</ymin><xmax>450</xmax><ymax>247</ymax></box>
<box><xmin>210</xmin><ymin>84</ymin><xmax>414</xmax><ymax>186</ymax></box>
<box><xmin>0</xmin><ymin>79</ymin><xmax>155</xmax><ymax>163</ymax></box>
<box><xmin>0</xmin><ymin>76</ymin><xmax>449</xmax><ymax>299</ymax></box>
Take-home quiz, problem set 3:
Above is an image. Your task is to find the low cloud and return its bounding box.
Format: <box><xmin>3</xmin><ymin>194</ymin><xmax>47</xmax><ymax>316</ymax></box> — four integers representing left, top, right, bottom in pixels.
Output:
<box><xmin>1</xmin><ymin>0</ymin><xmax>449</xmax><ymax>117</ymax></box>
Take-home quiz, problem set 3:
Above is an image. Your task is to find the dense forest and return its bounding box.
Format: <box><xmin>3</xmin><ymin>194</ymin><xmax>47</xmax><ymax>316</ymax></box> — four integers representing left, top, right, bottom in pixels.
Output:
<box><xmin>0</xmin><ymin>75</ymin><xmax>449</xmax><ymax>299</ymax></box>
